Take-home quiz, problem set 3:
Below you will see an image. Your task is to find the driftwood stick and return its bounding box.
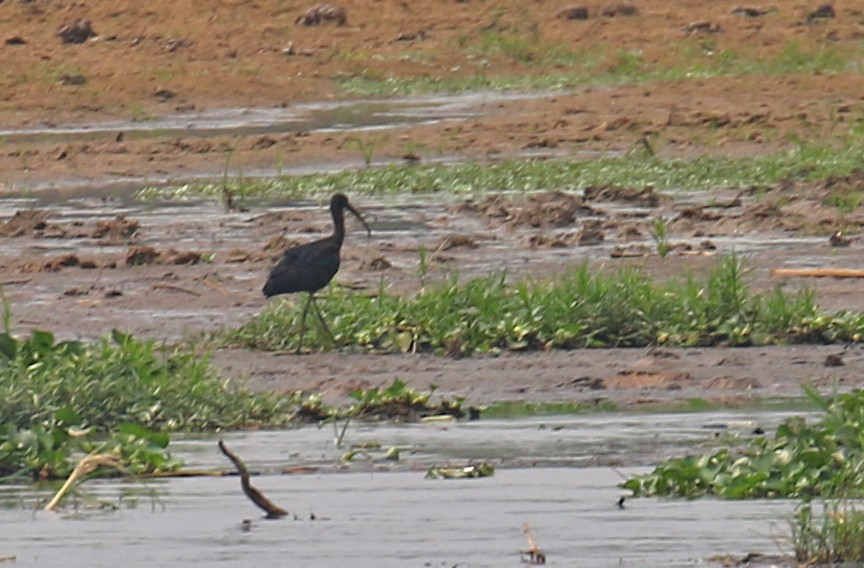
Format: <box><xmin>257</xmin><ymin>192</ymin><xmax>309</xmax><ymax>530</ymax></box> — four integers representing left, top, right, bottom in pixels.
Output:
<box><xmin>772</xmin><ymin>268</ymin><xmax>864</xmax><ymax>279</ymax></box>
<box><xmin>45</xmin><ymin>452</ymin><xmax>126</xmax><ymax>511</ymax></box>
<box><xmin>218</xmin><ymin>439</ymin><xmax>288</xmax><ymax>519</ymax></box>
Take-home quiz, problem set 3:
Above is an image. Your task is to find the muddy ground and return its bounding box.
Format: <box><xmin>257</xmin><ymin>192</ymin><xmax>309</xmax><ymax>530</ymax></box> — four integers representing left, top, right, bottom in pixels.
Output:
<box><xmin>2</xmin><ymin>0</ymin><xmax>864</xmax><ymax>409</ymax></box>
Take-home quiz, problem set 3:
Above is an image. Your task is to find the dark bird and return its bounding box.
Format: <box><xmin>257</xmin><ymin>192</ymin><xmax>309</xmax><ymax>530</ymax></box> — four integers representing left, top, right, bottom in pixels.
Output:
<box><xmin>263</xmin><ymin>193</ymin><xmax>370</xmax><ymax>352</ymax></box>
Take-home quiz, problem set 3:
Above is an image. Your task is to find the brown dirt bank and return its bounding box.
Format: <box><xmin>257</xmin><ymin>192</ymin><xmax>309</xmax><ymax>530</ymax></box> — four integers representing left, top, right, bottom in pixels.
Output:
<box><xmin>212</xmin><ymin>344</ymin><xmax>864</xmax><ymax>409</ymax></box>
<box><xmin>2</xmin><ymin>0</ymin><xmax>863</xmax><ymax>189</ymax></box>
<box><xmin>3</xmin><ymin>0</ymin><xmax>861</xmax><ymax>125</ymax></box>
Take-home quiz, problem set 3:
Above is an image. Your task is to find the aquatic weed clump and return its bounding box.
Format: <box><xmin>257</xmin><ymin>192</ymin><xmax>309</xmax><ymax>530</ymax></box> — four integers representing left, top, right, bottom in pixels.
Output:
<box><xmin>0</xmin><ymin>420</ymin><xmax>184</xmax><ymax>481</ymax></box>
<box><xmin>0</xmin><ymin>328</ymin><xmax>291</xmax><ymax>432</ymax></box>
<box><xmin>623</xmin><ymin>387</ymin><xmax>864</xmax><ymax>500</ymax></box>
<box><xmin>626</xmin><ymin>386</ymin><xmax>864</xmax><ymax>563</ymax></box>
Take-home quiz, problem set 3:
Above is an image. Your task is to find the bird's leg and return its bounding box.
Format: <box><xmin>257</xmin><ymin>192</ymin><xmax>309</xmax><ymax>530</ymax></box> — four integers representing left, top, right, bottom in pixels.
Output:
<box><xmin>296</xmin><ymin>293</ymin><xmax>313</xmax><ymax>354</ymax></box>
<box><xmin>309</xmin><ymin>294</ymin><xmax>336</xmax><ymax>345</ymax></box>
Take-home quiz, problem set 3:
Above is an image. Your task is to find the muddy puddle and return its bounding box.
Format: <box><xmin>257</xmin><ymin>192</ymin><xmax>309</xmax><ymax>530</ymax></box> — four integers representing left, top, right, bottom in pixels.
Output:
<box><xmin>1</xmin><ymin>411</ymin><xmax>809</xmax><ymax>567</ymax></box>
<box><xmin>1</xmin><ymin>90</ymin><xmax>575</xmax><ymax>194</ymax></box>
<box><xmin>0</xmin><ymin>91</ymin><xmax>543</xmax><ymax>143</ymax></box>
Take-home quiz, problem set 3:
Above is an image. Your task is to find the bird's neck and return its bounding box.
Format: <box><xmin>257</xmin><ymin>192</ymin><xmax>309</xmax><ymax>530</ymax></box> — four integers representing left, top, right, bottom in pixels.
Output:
<box><xmin>331</xmin><ymin>208</ymin><xmax>346</xmax><ymax>245</ymax></box>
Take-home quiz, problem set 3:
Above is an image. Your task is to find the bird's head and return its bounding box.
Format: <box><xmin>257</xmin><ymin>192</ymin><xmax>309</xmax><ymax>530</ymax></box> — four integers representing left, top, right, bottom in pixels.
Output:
<box><xmin>331</xmin><ymin>193</ymin><xmax>371</xmax><ymax>237</ymax></box>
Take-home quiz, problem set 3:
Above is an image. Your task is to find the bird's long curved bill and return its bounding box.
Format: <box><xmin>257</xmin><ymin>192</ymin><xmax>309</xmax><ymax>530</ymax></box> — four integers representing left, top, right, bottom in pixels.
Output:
<box><xmin>346</xmin><ymin>203</ymin><xmax>371</xmax><ymax>236</ymax></box>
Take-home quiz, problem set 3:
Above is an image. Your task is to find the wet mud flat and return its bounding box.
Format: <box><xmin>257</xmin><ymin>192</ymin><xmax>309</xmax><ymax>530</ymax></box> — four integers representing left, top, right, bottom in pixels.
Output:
<box><xmin>215</xmin><ymin>344</ymin><xmax>864</xmax><ymax>410</ymax></box>
<box><xmin>0</xmin><ymin>412</ymin><xmax>804</xmax><ymax>567</ymax></box>
<box><xmin>2</xmin><ymin>181</ymin><xmax>864</xmax><ymax>408</ymax></box>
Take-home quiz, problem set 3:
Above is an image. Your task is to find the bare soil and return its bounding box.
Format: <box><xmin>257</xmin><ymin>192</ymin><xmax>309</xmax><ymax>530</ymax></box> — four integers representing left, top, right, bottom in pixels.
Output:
<box><xmin>2</xmin><ymin>0</ymin><xmax>864</xmax><ymax>409</ymax></box>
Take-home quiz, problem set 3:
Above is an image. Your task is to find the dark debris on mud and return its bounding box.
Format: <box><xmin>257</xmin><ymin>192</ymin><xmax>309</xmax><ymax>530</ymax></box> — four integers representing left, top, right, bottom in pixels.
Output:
<box><xmin>293</xmin><ymin>398</ymin><xmax>479</xmax><ymax>424</ymax></box>
<box><xmin>448</xmin><ymin>171</ymin><xmax>864</xmax><ymax>256</ymax></box>
<box><xmin>0</xmin><ymin>210</ymin><xmax>139</xmax><ymax>241</ymax></box>
<box><xmin>455</xmin><ymin>190</ymin><xmax>599</xmax><ymax>228</ymax></box>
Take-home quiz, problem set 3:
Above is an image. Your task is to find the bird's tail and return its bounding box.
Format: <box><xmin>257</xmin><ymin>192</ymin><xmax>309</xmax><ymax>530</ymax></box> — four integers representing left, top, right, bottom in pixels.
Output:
<box><xmin>262</xmin><ymin>279</ymin><xmax>278</xmax><ymax>297</ymax></box>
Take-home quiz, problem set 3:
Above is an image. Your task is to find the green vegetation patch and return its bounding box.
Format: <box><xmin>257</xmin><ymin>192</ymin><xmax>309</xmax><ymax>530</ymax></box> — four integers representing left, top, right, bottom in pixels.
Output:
<box><xmin>221</xmin><ymin>256</ymin><xmax>864</xmax><ymax>355</ymax></box>
<box><xmin>291</xmin><ymin>378</ymin><xmax>475</xmax><ymax>422</ymax></box>
<box><xmin>792</xmin><ymin>500</ymin><xmax>864</xmax><ymax>564</ymax></box>
<box><xmin>0</xmin><ymin>328</ymin><xmax>290</xmax><ymax>433</ymax></box>
<box><xmin>335</xmin><ymin>41</ymin><xmax>860</xmax><ymax>98</ymax></box>
<box><xmin>0</xmin><ymin>324</ymin><xmax>473</xmax><ymax>480</ymax></box>
<box><xmin>0</xmin><ymin>296</ymin><xmax>292</xmax><ymax>481</ymax></box>
<box><xmin>138</xmin><ymin>139</ymin><xmax>864</xmax><ymax>202</ymax></box>
<box><xmin>481</xmin><ymin>399</ymin><xmax>618</xmax><ymax>418</ymax></box>
<box><xmin>623</xmin><ymin>388</ymin><xmax>864</xmax><ymax>500</ymax></box>
<box><xmin>0</xmin><ymin>420</ymin><xmax>182</xmax><ymax>481</ymax></box>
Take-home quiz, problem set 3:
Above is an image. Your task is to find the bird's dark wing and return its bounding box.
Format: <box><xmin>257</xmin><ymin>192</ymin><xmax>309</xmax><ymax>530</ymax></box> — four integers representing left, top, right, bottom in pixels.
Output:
<box><xmin>262</xmin><ymin>238</ymin><xmax>341</xmax><ymax>297</ymax></box>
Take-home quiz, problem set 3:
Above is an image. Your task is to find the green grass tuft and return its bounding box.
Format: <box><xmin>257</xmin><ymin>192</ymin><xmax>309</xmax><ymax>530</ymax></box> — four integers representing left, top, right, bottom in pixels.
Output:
<box><xmin>219</xmin><ymin>256</ymin><xmax>863</xmax><ymax>355</ymax></box>
<box><xmin>334</xmin><ymin>41</ymin><xmax>862</xmax><ymax>98</ymax></box>
<box><xmin>792</xmin><ymin>500</ymin><xmax>864</xmax><ymax>564</ymax></box>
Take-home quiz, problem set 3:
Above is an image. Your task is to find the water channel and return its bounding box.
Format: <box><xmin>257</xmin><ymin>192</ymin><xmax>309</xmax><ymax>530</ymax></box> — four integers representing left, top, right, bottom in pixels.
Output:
<box><xmin>1</xmin><ymin>411</ymin><xmax>809</xmax><ymax>567</ymax></box>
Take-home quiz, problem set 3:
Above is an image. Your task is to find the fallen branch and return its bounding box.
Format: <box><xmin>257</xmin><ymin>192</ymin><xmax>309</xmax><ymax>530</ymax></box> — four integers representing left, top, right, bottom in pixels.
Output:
<box><xmin>218</xmin><ymin>439</ymin><xmax>288</xmax><ymax>519</ymax></box>
<box><xmin>772</xmin><ymin>268</ymin><xmax>864</xmax><ymax>279</ymax></box>
<box><xmin>45</xmin><ymin>451</ymin><xmax>126</xmax><ymax>511</ymax></box>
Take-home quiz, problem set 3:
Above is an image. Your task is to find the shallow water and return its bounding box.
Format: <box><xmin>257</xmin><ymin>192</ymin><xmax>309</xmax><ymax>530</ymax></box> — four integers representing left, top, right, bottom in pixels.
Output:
<box><xmin>0</xmin><ymin>469</ymin><xmax>796</xmax><ymax>568</ymax></box>
<box><xmin>1</xmin><ymin>411</ymin><xmax>809</xmax><ymax>567</ymax></box>
<box><xmin>0</xmin><ymin>92</ymin><xmax>539</xmax><ymax>142</ymax></box>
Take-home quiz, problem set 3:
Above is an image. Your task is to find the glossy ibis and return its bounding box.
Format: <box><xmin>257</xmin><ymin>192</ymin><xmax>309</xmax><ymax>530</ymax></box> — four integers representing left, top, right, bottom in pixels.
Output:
<box><xmin>263</xmin><ymin>193</ymin><xmax>370</xmax><ymax>352</ymax></box>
